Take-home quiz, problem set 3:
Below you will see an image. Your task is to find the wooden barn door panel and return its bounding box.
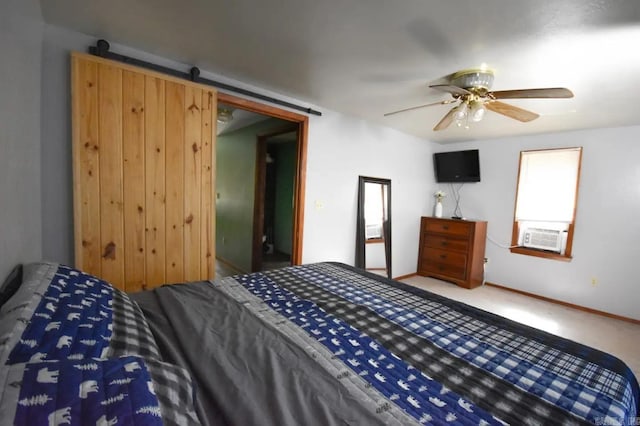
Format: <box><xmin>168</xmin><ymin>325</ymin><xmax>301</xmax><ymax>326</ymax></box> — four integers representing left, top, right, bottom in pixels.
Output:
<box><xmin>72</xmin><ymin>58</ymin><xmax>101</xmax><ymax>276</ymax></box>
<box><xmin>200</xmin><ymin>91</ymin><xmax>215</xmax><ymax>279</ymax></box>
<box><xmin>72</xmin><ymin>53</ymin><xmax>216</xmax><ymax>291</ymax></box>
<box><xmin>184</xmin><ymin>86</ymin><xmax>202</xmax><ymax>282</ymax></box>
<box><xmin>164</xmin><ymin>81</ymin><xmax>186</xmax><ymax>284</ymax></box>
<box><xmin>97</xmin><ymin>63</ymin><xmax>124</xmax><ymax>286</ymax></box>
<box><xmin>122</xmin><ymin>70</ymin><xmax>146</xmax><ymax>292</ymax></box>
<box><xmin>144</xmin><ymin>76</ymin><xmax>167</xmax><ymax>288</ymax></box>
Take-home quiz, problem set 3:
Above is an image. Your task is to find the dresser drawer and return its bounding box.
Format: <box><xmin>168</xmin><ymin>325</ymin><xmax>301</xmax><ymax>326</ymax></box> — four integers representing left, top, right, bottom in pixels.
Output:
<box><xmin>422</xmin><ymin>261</ymin><xmax>467</xmax><ymax>280</ymax></box>
<box><xmin>424</xmin><ymin>234</ymin><xmax>469</xmax><ymax>252</ymax></box>
<box><xmin>424</xmin><ymin>220</ymin><xmax>472</xmax><ymax>237</ymax></box>
<box><xmin>422</xmin><ymin>247</ymin><xmax>467</xmax><ymax>268</ymax></box>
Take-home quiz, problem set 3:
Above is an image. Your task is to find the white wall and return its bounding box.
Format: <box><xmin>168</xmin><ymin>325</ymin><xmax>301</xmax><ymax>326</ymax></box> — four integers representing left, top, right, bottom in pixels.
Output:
<box><xmin>0</xmin><ymin>0</ymin><xmax>43</xmax><ymax>279</ymax></box>
<box><xmin>433</xmin><ymin>126</ymin><xmax>640</xmax><ymax>320</ymax></box>
<box><xmin>303</xmin><ymin>111</ymin><xmax>433</xmax><ymax>276</ymax></box>
<box><xmin>40</xmin><ymin>25</ymin><xmax>435</xmax><ymax>278</ymax></box>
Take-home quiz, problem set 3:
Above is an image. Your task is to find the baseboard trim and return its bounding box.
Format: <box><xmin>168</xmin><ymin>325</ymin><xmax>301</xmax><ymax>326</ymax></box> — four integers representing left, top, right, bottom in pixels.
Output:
<box><xmin>485</xmin><ymin>282</ymin><xmax>640</xmax><ymax>326</ymax></box>
<box><xmin>394</xmin><ymin>272</ymin><xmax>417</xmax><ymax>281</ymax></box>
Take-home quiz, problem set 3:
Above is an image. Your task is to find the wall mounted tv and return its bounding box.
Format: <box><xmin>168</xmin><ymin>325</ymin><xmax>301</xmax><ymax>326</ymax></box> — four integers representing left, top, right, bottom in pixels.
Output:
<box><xmin>433</xmin><ymin>149</ymin><xmax>480</xmax><ymax>183</ymax></box>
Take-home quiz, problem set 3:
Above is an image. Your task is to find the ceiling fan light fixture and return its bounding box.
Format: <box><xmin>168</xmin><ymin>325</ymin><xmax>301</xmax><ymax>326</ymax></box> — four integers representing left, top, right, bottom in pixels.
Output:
<box><xmin>470</xmin><ymin>101</ymin><xmax>486</xmax><ymax>122</ymax></box>
<box><xmin>453</xmin><ymin>102</ymin><xmax>468</xmax><ymax>121</ymax></box>
<box><xmin>217</xmin><ymin>108</ymin><xmax>234</xmax><ymax>124</ymax></box>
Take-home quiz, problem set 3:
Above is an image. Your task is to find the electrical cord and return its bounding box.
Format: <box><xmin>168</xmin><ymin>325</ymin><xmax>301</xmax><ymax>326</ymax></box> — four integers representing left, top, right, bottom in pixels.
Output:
<box><xmin>449</xmin><ymin>183</ymin><xmax>464</xmax><ymax>218</ymax></box>
<box><xmin>487</xmin><ymin>234</ymin><xmax>519</xmax><ymax>249</ymax></box>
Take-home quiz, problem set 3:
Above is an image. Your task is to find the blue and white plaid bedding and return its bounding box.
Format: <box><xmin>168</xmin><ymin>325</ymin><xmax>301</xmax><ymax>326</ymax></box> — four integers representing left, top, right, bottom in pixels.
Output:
<box><xmin>234</xmin><ymin>262</ymin><xmax>640</xmax><ymax>426</ymax></box>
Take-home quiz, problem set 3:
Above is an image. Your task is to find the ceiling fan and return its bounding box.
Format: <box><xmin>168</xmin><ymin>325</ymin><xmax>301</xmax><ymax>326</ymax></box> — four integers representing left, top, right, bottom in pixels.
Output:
<box><xmin>384</xmin><ymin>68</ymin><xmax>573</xmax><ymax>131</ymax></box>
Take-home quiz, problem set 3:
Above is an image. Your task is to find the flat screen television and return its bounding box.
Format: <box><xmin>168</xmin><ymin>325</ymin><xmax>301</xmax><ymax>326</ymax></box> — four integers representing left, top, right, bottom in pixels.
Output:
<box><xmin>433</xmin><ymin>149</ymin><xmax>480</xmax><ymax>183</ymax></box>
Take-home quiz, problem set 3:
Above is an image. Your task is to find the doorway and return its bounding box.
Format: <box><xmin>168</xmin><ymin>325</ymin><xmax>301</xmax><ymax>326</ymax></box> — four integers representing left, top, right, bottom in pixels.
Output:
<box><xmin>252</xmin><ymin>127</ymin><xmax>298</xmax><ymax>272</ymax></box>
<box><xmin>215</xmin><ymin>93</ymin><xmax>308</xmax><ymax>276</ymax></box>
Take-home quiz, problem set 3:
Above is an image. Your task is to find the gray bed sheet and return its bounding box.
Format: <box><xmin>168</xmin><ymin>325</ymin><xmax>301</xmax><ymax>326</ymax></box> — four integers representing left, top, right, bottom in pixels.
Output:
<box><xmin>131</xmin><ymin>280</ymin><xmax>396</xmax><ymax>426</ymax></box>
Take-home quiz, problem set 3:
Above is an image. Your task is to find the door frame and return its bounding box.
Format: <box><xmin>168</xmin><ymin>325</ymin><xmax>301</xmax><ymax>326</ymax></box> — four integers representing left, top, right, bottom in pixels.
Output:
<box><xmin>218</xmin><ymin>93</ymin><xmax>309</xmax><ymax>268</ymax></box>
<box><xmin>252</xmin><ymin>125</ymin><xmax>299</xmax><ymax>272</ymax></box>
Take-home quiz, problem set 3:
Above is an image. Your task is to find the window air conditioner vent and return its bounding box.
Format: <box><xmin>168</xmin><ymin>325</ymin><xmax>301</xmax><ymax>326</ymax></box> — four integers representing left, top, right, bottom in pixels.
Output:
<box><xmin>522</xmin><ymin>228</ymin><xmax>562</xmax><ymax>253</ymax></box>
<box><xmin>366</xmin><ymin>223</ymin><xmax>382</xmax><ymax>239</ymax></box>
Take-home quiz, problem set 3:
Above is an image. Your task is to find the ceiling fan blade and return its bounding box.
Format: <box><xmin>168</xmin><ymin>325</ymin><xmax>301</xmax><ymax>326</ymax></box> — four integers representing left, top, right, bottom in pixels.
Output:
<box><xmin>383</xmin><ymin>99</ymin><xmax>456</xmax><ymax>117</ymax></box>
<box><xmin>433</xmin><ymin>106</ymin><xmax>459</xmax><ymax>131</ymax></box>
<box><xmin>485</xmin><ymin>100</ymin><xmax>539</xmax><ymax>122</ymax></box>
<box><xmin>490</xmin><ymin>87</ymin><xmax>574</xmax><ymax>99</ymax></box>
<box><xmin>429</xmin><ymin>84</ymin><xmax>472</xmax><ymax>97</ymax></box>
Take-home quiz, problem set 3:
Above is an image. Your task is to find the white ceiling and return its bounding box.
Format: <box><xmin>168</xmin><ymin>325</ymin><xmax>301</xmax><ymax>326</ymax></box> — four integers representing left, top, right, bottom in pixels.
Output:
<box><xmin>41</xmin><ymin>0</ymin><xmax>640</xmax><ymax>143</ymax></box>
<box><xmin>216</xmin><ymin>103</ymin><xmax>270</xmax><ymax>136</ymax></box>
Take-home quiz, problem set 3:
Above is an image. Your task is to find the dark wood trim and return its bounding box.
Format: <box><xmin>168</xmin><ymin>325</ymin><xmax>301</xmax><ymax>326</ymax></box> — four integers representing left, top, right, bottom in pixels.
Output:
<box><xmin>394</xmin><ymin>272</ymin><xmax>417</xmax><ymax>281</ymax></box>
<box><xmin>219</xmin><ymin>93</ymin><xmax>308</xmax><ymax>267</ymax></box>
<box><xmin>485</xmin><ymin>281</ymin><xmax>640</xmax><ymax>325</ymax></box>
<box><xmin>509</xmin><ymin>246</ymin><xmax>572</xmax><ymax>262</ymax></box>
<box><xmin>565</xmin><ymin>148</ymin><xmax>582</xmax><ymax>256</ymax></box>
<box><xmin>292</xmin><ymin>119</ymin><xmax>308</xmax><ymax>265</ymax></box>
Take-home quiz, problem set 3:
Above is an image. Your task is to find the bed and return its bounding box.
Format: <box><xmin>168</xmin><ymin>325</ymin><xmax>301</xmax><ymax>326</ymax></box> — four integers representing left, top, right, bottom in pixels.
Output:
<box><xmin>0</xmin><ymin>261</ymin><xmax>638</xmax><ymax>425</ymax></box>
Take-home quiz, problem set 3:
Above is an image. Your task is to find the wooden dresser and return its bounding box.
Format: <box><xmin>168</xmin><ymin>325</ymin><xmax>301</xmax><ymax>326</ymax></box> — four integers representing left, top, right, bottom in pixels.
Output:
<box><xmin>417</xmin><ymin>217</ymin><xmax>487</xmax><ymax>289</ymax></box>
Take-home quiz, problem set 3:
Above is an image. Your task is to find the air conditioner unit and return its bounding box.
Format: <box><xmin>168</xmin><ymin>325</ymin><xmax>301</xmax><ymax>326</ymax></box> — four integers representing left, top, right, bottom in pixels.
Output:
<box><xmin>365</xmin><ymin>223</ymin><xmax>382</xmax><ymax>239</ymax></box>
<box><xmin>522</xmin><ymin>228</ymin><xmax>562</xmax><ymax>253</ymax></box>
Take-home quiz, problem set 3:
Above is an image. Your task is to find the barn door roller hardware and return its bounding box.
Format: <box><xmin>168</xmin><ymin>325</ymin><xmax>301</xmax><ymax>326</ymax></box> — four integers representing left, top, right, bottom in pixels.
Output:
<box><xmin>89</xmin><ymin>39</ymin><xmax>322</xmax><ymax>117</ymax></box>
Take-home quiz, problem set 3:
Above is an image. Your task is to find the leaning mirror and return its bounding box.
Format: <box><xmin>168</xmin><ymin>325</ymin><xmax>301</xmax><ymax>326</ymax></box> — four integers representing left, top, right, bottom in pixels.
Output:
<box><xmin>355</xmin><ymin>176</ymin><xmax>391</xmax><ymax>279</ymax></box>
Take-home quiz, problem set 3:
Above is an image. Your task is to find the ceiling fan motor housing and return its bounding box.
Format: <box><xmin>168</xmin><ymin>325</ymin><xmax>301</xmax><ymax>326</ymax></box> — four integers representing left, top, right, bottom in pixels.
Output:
<box><xmin>451</xmin><ymin>69</ymin><xmax>495</xmax><ymax>91</ymax></box>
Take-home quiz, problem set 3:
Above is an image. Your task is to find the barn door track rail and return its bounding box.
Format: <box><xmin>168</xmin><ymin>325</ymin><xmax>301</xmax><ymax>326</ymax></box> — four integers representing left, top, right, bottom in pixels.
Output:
<box><xmin>89</xmin><ymin>39</ymin><xmax>322</xmax><ymax>117</ymax></box>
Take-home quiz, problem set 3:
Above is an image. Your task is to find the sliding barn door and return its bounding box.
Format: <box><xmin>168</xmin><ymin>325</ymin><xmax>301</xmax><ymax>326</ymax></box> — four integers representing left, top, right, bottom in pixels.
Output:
<box><xmin>71</xmin><ymin>52</ymin><xmax>216</xmax><ymax>291</ymax></box>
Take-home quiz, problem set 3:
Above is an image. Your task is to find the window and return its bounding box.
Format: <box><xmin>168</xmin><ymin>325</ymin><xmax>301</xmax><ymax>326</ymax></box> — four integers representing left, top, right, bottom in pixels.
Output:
<box><xmin>510</xmin><ymin>147</ymin><xmax>582</xmax><ymax>261</ymax></box>
<box><xmin>364</xmin><ymin>182</ymin><xmax>388</xmax><ymax>241</ymax></box>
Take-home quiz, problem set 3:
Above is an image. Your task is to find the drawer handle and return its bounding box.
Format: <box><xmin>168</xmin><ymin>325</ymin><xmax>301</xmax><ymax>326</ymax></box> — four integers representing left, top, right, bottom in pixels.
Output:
<box><xmin>439</xmin><ymin>254</ymin><xmax>447</xmax><ymax>259</ymax></box>
<box><xmin>441</xmin><ymin>241</ymin><xmax>448</xmax><ymax>246</ymax></box>
<box><xmin>442</xmin><ymin>225</ymin><xmax>449</xmax><ymax>230</ymax></box>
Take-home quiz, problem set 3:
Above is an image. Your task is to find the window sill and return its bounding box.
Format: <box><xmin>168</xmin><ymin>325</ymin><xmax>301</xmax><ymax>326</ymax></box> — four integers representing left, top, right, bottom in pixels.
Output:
<box><xmin>509</xmin><ymin>246</ymin><xmax>572</xmax><ymax>262</ymax></box>
<box><xmin>366</xmin><ymin>238</ymin><xmax>384</xmax><ymax>244</ymax></box>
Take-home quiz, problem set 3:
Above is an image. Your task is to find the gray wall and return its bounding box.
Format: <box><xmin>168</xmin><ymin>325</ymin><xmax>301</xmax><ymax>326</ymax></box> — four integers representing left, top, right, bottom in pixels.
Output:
<box><xmin>0</xmin><ymin>0</ymin><xmax>44</xmax><ymax>279</ymax></box>
<box><xmin>40</xmin><ymin>25</ymin><xmax>98</xmax><ymax>265</ymax></box>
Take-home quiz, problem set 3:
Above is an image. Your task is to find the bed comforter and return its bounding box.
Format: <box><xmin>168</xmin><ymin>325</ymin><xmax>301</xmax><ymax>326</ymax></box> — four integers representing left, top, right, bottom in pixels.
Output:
<box><xmin>132</xmin><ymin>262</ymin><xmax>640</xmax><ymax>426</ymax></box>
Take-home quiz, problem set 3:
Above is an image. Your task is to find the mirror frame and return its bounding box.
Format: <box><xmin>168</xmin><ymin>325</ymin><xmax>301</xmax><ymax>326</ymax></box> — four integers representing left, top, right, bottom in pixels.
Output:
<box><xmin>355</xmin><ymin>176</ymin><xmax>392</xmax><ymax>279</ymax></box>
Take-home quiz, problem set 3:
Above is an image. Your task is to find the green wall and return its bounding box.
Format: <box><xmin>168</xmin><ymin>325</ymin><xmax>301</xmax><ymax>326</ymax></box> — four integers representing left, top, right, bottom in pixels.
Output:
<box><xmin>215</xmin><ymin>118</ymin><xmax>285</xmax><ymax>272</ymax></box>
<box><xmin>272</xmin><ymin>141</ymin><xmax>296</xmax><ymax>255</ymax></box>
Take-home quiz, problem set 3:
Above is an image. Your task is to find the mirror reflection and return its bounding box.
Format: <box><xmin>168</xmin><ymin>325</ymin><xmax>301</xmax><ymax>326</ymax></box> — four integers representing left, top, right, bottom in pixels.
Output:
<box><xmin>356</xmin><ymin>176</ymin><xmax>391</xmax><ymax>278</ymax></box>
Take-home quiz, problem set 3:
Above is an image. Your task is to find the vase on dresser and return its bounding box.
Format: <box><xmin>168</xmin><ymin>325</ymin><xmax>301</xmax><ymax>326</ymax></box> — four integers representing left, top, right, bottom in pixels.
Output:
<box><xmin>434</xmin><ymin>200</ymin><xmax>443</xmax><ymax>218</ymax></box>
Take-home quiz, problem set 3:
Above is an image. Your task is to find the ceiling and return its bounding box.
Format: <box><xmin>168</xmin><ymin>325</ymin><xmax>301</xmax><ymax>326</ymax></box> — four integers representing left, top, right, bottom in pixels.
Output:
<box><xmin>216</xmin><ymin>103</ymin><xmax>270</xmax><ymax>136</ymax></box>
<box><xmin>41</xmin><ymin>0</ymin><xmax>640</xmax><ymax>143</ymax></box>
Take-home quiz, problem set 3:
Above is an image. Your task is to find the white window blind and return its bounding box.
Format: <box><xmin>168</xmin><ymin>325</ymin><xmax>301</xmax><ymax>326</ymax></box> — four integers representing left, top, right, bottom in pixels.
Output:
<box><xmin>515</xmin><ymin>148</ymin><xmax>581</xmax><ymax>222</ymax></box>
